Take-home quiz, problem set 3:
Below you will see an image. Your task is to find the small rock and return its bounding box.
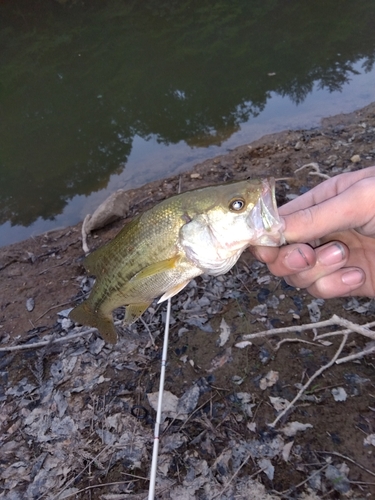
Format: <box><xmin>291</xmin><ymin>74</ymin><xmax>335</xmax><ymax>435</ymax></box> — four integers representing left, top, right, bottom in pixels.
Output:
<box><xmin>58</xmin><ymin>308</ymin><xmax>73</xmax><ymax>318</ymax></box>
<box><xmin>350</xmin><ymin>154</ymin><xmax>361</xmax><ymax>163</ymax></box>
<box><xmin>61</xmin><ymin>318</ymin><xmax>73</xmax><ymax>331</ymax></box>
<box><xmin>285</xmin><ymin>193</ymin><xmax>298</xmax><ymax>201</ymax></box>
<box><xmin>235</xmin><ymin>340</ymin><xmax>252</xmax><ymax>349</ymax></box>
<box><xmin>259</xmin><ymin>346</ymin><xmax>271</xmax><ymax>364</ymax></box>
<box><xmin>250</xmin><ymin>304</ymin><xmax>268</xmax><ymax>316</ymax></box>
<box><xmin>307</xmin><ymin>299</ymin><xmax>324</xmax><ymax>323</ymax></box>
<box><xmin>331</xmin><ymin>387</ymin><xmax>347</xmax><ymax>402</ymax></box>
<box><xmin>364</xmin><ymin>433</ymin><xmax>375</xmax><ymax>446</ymax></box>
<box><xmin>294</xmin><ymin>141</ymin><xmax>302</xmax><ymax>150</ymax></box>
<box><xmin>84</xmin><ymin>189</ymin><xmax>130</xmax><ymax>234</ymax></box>
<box><xmin>324</xmin><ymin>154</ymin><xmax>338</xmax><ymax>166</ymax></box>
<box><xmin>308</xmin><ymin>471</ymin><xmax>322</xmax><ymax>491</ymax></box>
<box><xmin>266</xmin><ymin>295</ymin><xmax>279</xmax><ymax>309</ymax></box>
<box><xmin>89</xmin><ymin>337</ymin><xmax>105</xmax><ymax>355</ymax></box>
<box><xmin>247</xmin><ymin>422</ymin><xmax>257</xmax><ymax>432</ymax></box>
<box><xmin>26</xmin><ymin>298</ymin><xmax>35</xmax><ymax>312</ymax></box>
<box><xmin>190</xmin><ymin>173</ymin><xmax>201</xmax><ymax>179</ymax></box>
<box><xmin>26</xmin><ymin>251</ymin><xmax>36</xmax><ymax>263</ymax></box>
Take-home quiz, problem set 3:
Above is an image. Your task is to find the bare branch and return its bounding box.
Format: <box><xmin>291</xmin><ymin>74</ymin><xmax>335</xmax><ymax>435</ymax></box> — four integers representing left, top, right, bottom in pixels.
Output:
<box><xmin>243</xmin><ymin>315</ymin><xmax>375</xmax><ymax>341</ymax></box>
<box><xmin>0</xmin><ymin>328</ymin><xmax>97</xmax><ymax>352</ymax></box>
<box><xmin>336</xmin><ymin>343</ymin><xmax>375</xmax><ymax>364</ymax></box>
<box><xmin>268</xmin><ymin>333</ymin><xmax>349</xmax><ymax>428</ymax></box>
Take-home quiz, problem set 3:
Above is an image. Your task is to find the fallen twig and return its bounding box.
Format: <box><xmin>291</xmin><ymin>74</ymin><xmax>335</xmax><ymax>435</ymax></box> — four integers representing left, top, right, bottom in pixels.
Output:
<box><xmin>336</xmin><ymin>343</ymin><xmax>375</xmax><ymax>364</ymax></box>
<box><xmin>35</xmin><ymin>299</ymin><xmax>75</xmax><ymax>321</ymax></box>
<box><xmin>295</xmin><ymin>162</ymin><xmax>331</xmax><ymax>179</ymax></box>
<box><xmin>268</xmin><ymin>333</ymin><xmax>349</xmax><ymax>428</ymax></box>
<box><xmin>243</xmin><ymin>315</ymin><xmax>375</xmax><ymax>342</ymax></box>
<box><xmin>52</xmin><ymin>443</ymin><xmax>114</xmax><ymax>500</ymax></box>
<box><xmin>210</xmin><ymin>453</ymin><xmax>253</xmax><ymax>500</ymax></box>
<box><xmin>58</xmin><ymin>480</ymin><xmax>135</xmax><ymax>499</ymax></box>
<box><xmin>277</xmin><ymin>462</ymin><xmax>330</xmax><ymax>496</ymax></box>
<box><xmin>275</xmin><ymin>337</ymin><xmax>320</xmax><ymax>351</ymax></box>
<box><xmin>140</xmin><ymin>316</ymin><xmax>156</xmax><ymax>346</ymax></box>
<box><xmin>0</xmin><ymin>327</ymin><xmax>98</xmax><ymax>352</ymax></box>
<box><xmin>38</xmin><ymin>259</ymin><xmax>70</xmax><ymax>275</ymax></box>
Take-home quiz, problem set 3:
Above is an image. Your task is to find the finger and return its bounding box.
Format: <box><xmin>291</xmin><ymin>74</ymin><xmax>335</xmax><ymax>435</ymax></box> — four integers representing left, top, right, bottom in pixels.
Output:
<box><xmin>306</xmin><ymin>267</ymin><xmax>365</xmax><ymax>299</ymax></box>
<box><xmin>249</xmin><ymin>245</ymin><xmax>280</xmax><ymax>264</ymax></box>
<box><xmin>251</xmin><ymin>243</ymin><xmax>316</xmax><ymax>276</ymax></box>
<box><xmin>283</xmin><ymin>241</ymin><xmax>348</xmax><ymax>289</ymax></box>
<box><xmin>279</xmin><ymin>166</ymin><xmax>375</xmax><ymax>215</ymax></box>
<box><xmin>282</xmin><ymin>178</ymin><xmax>375</xmax><ymax>243</ymax></box>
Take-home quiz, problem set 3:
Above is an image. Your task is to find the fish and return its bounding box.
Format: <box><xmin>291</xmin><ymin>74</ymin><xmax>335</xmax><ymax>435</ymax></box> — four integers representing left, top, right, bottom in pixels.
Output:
<box><xmin>69</xmin><ymin>178</ymin><xmax>285</xmax><ymax>343</ymax></box>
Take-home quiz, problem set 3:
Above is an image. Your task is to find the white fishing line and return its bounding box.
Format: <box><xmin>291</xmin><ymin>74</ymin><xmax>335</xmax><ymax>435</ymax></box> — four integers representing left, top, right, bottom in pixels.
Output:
<box><xmin>148</xmin><ymin>297</ymin><xmax>172</xmax><ymax>499</ymax></box>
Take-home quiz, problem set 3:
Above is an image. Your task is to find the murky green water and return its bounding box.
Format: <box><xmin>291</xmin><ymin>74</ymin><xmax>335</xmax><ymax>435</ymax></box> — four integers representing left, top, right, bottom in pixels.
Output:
<box><xmin>1</xmin><ymin>0</ymin><xmax>375</xmax><ymax>246</ymax></box>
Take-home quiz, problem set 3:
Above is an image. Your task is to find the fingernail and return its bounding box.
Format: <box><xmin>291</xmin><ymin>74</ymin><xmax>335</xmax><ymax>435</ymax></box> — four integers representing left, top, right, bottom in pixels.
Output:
<box><xmin>342</xmin><ymin>270</ymin><xmax>364</xmax><ymax>286</ymax></box>
<box><xmin>317</xmin><ymin>243</ymin><xmax>345</xmax><ymax>266</ymax></box>
<box><xmin>285</xmin><ymin>247</ymin><xmax>310</xmax><ymax>270</ymax></box>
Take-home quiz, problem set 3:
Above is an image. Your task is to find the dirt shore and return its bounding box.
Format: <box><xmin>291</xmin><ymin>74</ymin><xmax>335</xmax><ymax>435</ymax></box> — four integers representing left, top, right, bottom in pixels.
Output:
<box><xmin>1</xmin><ymin>103</ymin><xmax>375</xmax><ymax>499</ymax></box>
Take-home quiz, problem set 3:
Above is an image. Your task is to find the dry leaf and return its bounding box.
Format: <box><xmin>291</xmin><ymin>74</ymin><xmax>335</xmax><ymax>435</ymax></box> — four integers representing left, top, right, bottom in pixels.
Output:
<box><xmin>281</xmin><ymin>421</ymin><xmax>313</xmax><ymax>437</ymax></box>
<box><xmin>259</xmin><ymin>370</ymin><xmax>279</xmax><ymax>390</ymax></box>
<box><xmin>218</xmin><ymin>318</ymin><xmax>231</xmax><ymax>346</ymax></box>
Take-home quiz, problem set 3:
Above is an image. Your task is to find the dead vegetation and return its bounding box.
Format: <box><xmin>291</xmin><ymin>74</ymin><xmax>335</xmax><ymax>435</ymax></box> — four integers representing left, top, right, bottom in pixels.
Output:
<box><xmin>1</xmin><ymin>103</ymin><xmax>375</xmax><ymax>499</ymax></box>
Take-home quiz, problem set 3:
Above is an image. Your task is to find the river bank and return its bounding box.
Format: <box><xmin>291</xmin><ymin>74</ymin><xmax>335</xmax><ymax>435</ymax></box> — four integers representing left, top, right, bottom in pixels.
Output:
<box><xmin>1</xmin><ymin>102</ymin><xmax>375</xmax><ymax>499</ymax></box>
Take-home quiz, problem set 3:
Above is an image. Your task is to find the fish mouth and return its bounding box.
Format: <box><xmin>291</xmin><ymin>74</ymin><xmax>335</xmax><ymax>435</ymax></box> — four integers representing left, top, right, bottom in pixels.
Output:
<box><xmin>248</xmin><ymin>178</ymin><xmax>286</xmax><ymax>246</ymax></box>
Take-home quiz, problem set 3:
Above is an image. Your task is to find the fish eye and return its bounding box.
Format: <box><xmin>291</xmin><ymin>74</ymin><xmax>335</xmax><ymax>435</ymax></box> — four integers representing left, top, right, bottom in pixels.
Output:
<box><xmin>229</xmin><ymin>198</ymin><xmax>246</xmax><ymax>211</ymax></box>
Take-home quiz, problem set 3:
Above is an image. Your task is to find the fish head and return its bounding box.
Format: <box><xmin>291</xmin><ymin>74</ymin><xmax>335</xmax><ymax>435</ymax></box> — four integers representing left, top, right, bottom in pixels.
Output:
<box><xmin>180</xmin><ymin>178</ymin><xmax>285</xmax><ymax>275</ymax></box>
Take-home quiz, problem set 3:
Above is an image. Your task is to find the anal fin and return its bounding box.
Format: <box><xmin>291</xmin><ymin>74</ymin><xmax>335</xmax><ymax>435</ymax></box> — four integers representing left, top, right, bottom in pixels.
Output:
<box><xmin>124</xmin><ymin>302</ymin><xmax>151</xmax><ymax>325</ymax></box>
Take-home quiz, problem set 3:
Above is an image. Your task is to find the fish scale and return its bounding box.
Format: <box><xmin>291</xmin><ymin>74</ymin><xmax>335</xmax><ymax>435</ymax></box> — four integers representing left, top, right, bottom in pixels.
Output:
<box><xmin>70</xmin><ymin>179</ymin><xmax>285</xmax><ymax>343</ymax></box>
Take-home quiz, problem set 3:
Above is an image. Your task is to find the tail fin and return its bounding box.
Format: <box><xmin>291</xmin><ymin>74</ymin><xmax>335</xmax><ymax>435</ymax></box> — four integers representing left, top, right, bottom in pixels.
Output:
<box><xmin>69</xmin><ymin>301</ymin><xmax>118</xmax><ymax>344</ymax></box>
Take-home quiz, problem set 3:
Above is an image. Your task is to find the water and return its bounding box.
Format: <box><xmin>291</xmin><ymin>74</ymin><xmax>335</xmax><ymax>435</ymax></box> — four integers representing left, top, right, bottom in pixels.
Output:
<box><xmin>1</xmin><ymin>0</ymin><xmax>375</xmax><ymax>246</ymax></box>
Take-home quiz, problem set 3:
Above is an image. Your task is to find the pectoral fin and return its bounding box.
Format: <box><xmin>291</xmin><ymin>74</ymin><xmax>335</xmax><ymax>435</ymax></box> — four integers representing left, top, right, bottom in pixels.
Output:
<box><xmin>157</xmin><ymin>280</ymin><xmax>191</xmax><ymax>303</ymax></box>
<box><xmin>124</xmin><ymin>302</ymin><xmax>151</xmax><ymax>325</ymax></box>
<box><xmin>131</xmin><ymin>256</ymin><xmax>180</xmax><ymax>282</ymax></box>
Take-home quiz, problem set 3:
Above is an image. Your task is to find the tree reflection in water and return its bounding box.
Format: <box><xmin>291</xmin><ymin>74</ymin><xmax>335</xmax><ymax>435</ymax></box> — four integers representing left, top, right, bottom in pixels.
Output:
<box><xmin>0</xmin><ymin>0</ymin><xmax>375</xmax><ymax>227</ymax></box>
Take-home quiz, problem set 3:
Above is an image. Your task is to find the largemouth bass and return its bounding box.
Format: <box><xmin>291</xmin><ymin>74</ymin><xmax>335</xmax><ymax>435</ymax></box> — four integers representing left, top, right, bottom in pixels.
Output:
<box><xmin>70</xmin><ymin>178</ymin><xmax>285</xmax><ymax>343</ymax></box>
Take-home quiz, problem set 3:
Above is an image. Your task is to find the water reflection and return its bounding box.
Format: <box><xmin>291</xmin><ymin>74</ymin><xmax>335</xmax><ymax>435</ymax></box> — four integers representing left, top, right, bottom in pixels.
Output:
<box><xmin>1</xmin><ymin>0</ymin><xmax>375</xmax><ymax>244</ymax></box>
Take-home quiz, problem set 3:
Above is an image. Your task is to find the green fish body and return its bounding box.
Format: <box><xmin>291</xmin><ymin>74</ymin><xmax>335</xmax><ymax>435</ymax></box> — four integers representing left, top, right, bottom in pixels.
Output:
<box><xmin>70</xmin><ymin>178</ymin><xmax>285</xmax><ymax>343</ymax></box>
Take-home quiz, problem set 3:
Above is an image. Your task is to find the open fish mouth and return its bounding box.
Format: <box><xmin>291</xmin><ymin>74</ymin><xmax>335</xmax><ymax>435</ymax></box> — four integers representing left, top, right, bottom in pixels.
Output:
<box><xmin>247</xmin><ymin>178</ymin><xmax>286</xmax><ymax>246</ymax></box>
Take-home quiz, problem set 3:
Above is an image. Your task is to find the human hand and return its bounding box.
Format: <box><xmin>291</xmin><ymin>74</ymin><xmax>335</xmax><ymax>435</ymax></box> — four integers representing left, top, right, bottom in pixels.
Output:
<box><xmin>251</xmin><ymin>166</ymin><xmax>375</xmax><ymax>298</ymax></box>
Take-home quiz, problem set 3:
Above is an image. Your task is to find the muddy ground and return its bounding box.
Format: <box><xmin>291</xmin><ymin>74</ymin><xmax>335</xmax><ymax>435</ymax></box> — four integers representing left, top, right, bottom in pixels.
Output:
<box><xmin>1</xmin><ymin>103</ymin><xmax>375</xmax><ymax>499</ymax></box>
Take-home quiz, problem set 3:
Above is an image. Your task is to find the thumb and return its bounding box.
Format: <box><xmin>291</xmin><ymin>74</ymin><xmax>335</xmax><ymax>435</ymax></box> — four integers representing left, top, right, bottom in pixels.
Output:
<box><xmin>282</xmin><ymin>183</ymin><xmax>372</xmax><ymax>243</ymax></box>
